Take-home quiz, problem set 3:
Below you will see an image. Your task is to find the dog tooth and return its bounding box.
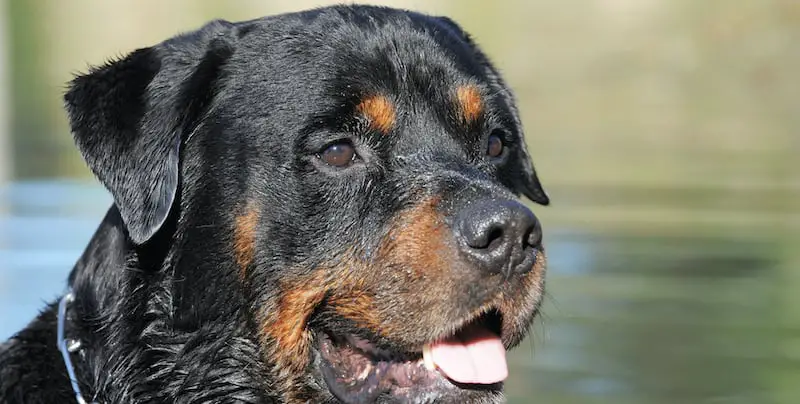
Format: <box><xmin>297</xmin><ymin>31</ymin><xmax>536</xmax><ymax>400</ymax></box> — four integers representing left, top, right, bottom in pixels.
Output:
<box><xmin>357</xmin><ymin>365</ymin><xmax>372</xmax><ymax>380</ymax></box>
<box><xmin>422</xmin><ymin>344</ymin><xmax>435</xmax><ymax>371</ymax></box>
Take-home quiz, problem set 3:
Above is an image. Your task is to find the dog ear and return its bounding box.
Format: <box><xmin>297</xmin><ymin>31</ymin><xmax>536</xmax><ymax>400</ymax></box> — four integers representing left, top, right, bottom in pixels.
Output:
<box><xmin>65</xmin><ymin>20</ymin><xmax>236</xmax><ymax>244</ymax></box>
<box><xmin>506</xmin><ymin>135</ymin><xmax>549</xmax><ymax>205</ymax></box>
<box><xmin>435</xmin><ymin>16</ymin><xmax>550</xmax><ymax>206</ymax></box>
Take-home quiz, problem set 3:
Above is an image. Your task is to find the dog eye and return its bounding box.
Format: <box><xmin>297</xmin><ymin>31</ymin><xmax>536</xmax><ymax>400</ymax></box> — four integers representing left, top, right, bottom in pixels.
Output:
<box><xmin>486</xmin><ymin>133</ymin><xmax>504</xmax><ymax>158</ymax></box>
<box><xmin>320</xmin><ymin>141</ymin><xmax>356</xmax><ymax>167</ymax></box>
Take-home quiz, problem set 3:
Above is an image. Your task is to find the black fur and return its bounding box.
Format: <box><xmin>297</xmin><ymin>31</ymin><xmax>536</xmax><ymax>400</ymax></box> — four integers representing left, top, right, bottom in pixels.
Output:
<box><xmin>0</xmin><ymin>6</ymin><xmax>548</xmax><ymax>403</ymax></box>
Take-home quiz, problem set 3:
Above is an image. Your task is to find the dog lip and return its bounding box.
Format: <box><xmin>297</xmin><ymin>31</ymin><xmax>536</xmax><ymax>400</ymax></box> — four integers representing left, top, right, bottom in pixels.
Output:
<box><xmin>342</xmin><ymin>333</ymin><xmax>422</xmax><ymax>362</ymax></box>
<box><xmin>317</xmin><ymin>330</ymin><xmax>439</xmax><ymax>403</ymax></box>
<box><xmin>315</xmin><ymin>309</ymin><xmax>505</xmax><ymax>402</ymax></box>
<box><xmin>434</xmin><ymin>307</ymin><xmax>504</xmax><ymax>344</ymax></box>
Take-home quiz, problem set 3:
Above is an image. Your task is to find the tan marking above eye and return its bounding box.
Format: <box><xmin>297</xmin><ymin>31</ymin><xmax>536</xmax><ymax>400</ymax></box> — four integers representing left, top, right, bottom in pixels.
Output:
<box><xmin>456</xmin><ymin>84</ymin><xmax>483</xmax><ymax>123</ymax></box>
<box><xmin>357</xmin><ymin>95</ymin><xmax>396</xmax><ymax>133</ymax></box>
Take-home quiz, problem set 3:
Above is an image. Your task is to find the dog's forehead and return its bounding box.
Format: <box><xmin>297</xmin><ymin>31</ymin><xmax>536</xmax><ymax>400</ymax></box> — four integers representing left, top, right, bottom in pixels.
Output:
<box><xmin>225</xmin><ymin>9</ymin><xmax>514</xmax><ymax>154</ymax></box>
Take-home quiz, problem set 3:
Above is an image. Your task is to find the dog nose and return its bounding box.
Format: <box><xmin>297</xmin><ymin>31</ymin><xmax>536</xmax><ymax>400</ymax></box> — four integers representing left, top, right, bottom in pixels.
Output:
<box><xmin>454</xmin><ymin>199</ymin><xmax>541</xmax><ymax>276</ymax></box>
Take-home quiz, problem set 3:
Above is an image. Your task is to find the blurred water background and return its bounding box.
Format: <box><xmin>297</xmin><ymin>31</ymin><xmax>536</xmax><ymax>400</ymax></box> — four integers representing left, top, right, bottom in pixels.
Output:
<box><xmin>0</xmin><ymin>1</ymin><xmax>797</xmax><ymax>403</ymax></box>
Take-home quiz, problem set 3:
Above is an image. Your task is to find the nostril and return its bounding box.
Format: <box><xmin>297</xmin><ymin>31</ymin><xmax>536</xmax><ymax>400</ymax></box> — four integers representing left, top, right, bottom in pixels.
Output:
<box><xmin>464</xmin><ymin>223</ymin><xmax>504</xmax><ymax>249</ymax></box>
<box><xmin>485</xmin><ymin>226</ymin><xmax>504</xmax><ymax>249</ymax></box>
<box><xmin>525</xmin><ymin>220</ymin><xmax>543</xmax><ymax>248</ymax></box>
<box><xmin>454</xmin><ymin>199</ymin><xmax>540</xmax><ymax>275</ymax></box>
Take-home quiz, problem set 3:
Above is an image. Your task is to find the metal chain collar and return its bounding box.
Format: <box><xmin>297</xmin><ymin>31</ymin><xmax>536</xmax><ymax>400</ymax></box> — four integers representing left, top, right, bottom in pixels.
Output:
<box><xmin>57</xmin><ymin>290</ymin><xmax>98</xmax><ymax>404</ymax></box>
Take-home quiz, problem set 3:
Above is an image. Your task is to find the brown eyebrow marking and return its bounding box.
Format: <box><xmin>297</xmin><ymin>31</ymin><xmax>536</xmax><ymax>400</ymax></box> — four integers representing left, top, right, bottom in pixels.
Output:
<box><xmin>357</xmin><ymin>95</ymin><xmax>396</xmax><ymax>134</ymax></box>
<box><xmin>456</xmin><ymin>84</ymin><xmax>483</xmax><ymax>123</ymax></box>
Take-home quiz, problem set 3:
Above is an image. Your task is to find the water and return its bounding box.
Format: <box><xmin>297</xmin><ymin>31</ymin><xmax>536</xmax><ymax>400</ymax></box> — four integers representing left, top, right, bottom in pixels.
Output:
<box><xmin>0</xmin><ymin>180</ymin><xmax>111</xmax><ymax>336</ymax></box>
<box><xmin>1</xmin><ymin>180</ymin><xmax>797</xmax><ymax>403</ymax></box>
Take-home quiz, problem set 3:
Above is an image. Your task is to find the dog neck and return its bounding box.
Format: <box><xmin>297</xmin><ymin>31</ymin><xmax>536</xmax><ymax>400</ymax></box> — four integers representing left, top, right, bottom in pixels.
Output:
<box><xmin>64</xmin><ymin>206</ymin><xmax>271</xmax><ymax>402</ymax></box>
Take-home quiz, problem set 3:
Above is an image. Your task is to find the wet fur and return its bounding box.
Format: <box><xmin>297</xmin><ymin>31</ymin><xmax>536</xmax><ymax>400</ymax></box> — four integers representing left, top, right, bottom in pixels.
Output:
<box><xmin>0</xmin><ymin>6</ymin><xmax>548</xmax><ymax>403</ymax></box>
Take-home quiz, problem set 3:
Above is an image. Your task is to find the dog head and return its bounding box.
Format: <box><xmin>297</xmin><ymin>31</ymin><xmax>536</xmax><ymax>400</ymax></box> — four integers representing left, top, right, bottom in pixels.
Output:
<box><xmin>65</xmin><ymin>6</ymin><xmax>548</xmax><ymax>403</ymax></box>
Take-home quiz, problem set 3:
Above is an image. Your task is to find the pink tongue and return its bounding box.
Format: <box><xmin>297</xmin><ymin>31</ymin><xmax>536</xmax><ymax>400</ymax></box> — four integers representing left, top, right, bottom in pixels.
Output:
<box><xmin>429</xmin><ymin>324</ymin><xmax>507</xmax><ymax>384</ymax></box>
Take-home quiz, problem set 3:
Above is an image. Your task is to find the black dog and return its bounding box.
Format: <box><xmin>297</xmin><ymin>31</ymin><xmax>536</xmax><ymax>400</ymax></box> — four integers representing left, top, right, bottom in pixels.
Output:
<box><xmin>0</xmin><ymin>5</ymin><xmax>549</xmax><ymax>403</ymax></box>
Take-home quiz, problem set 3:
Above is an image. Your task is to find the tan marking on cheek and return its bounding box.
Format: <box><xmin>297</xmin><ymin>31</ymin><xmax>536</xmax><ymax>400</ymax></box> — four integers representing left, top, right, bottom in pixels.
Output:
<box><xmin>256</xmin><ymin>261</ymin><xmax>373</xmax><ymax>371</ymax></box>
<box><xmin>320</xmin><ymin>258</ymin><xmax>384</xmax><ymax>331</ymax></box>
<box><xmin>456</xmin><ymin>84</ymin><xmax>483</xmax><ymax>123</ymax></box>
<box><xmin>233</xmin><ymin>205</ymin><xmax>259</xmax><ymax>280</ymax></box>
<box><xmin>329</xmin><ymin>289</ymin><xmax>384</xmax><ymax>330</ymax></box>
<box><xmin>259</xmin><ymin>278</ymin><xmax>327</xmax><ymax>375</ymax></box>
<box><xmin>357</xmin><ymin>95</ymin><xmax>396</xmax><ymax>133</ymax></box>
<box><xmin>378</xmin><ymin>197</ymin><xmax>454</xmax><ymax>281</ymax></box>
<box><xmin>254</xmin><ymin>258</ymin><xmax>381</xmax><ymax>401</ymax></box>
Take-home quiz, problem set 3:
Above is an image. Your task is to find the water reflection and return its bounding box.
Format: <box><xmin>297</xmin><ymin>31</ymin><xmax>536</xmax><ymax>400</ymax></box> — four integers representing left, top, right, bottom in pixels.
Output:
<box><xmin>506</xmin><ymin>229</ymin><xmax>795</xmax><ymax>403</ymax></box>
<box><xmin>1</xmin><ymin>181</ymin><xmax>797</xmax><ymax>403</ymax></box>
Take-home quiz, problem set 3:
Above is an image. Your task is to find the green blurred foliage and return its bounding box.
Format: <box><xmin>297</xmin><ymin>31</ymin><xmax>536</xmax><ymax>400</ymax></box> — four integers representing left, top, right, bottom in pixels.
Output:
<box><xmin>5</xmin><ymin>0</ymin><xmax>797</xmax><ymax>234</ymax></box>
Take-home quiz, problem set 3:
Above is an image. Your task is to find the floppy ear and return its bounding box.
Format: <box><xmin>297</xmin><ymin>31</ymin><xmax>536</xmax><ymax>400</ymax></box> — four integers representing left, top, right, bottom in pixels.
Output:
<box><xmin>507</xmin><ymin>137</ymin><xmax>550</xmax><ymax>206</ymax></box>
<box><xmin>435</xmin><ymin>16</ymin><xmax>550</xmax><ymax>206</ymax></box>
<box><xmin>65</xmin><ymin>20</ymin><xmax>236</xmax><ymax>244</ymax></box>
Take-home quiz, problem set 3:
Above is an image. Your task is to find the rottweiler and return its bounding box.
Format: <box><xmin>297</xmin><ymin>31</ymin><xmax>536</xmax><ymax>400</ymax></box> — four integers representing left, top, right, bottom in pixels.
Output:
<box><xmin>0</xmin><ymin>5</ymin><xmax>549</xmax><ymax>403</ymax></box>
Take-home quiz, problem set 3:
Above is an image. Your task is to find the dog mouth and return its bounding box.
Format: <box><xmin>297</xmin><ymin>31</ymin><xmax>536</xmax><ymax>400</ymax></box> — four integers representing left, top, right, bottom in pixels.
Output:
<box><xmin>318</xmin><ymin>309</ymin><xmax>505</xmax><ymax>403</ymax></box>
